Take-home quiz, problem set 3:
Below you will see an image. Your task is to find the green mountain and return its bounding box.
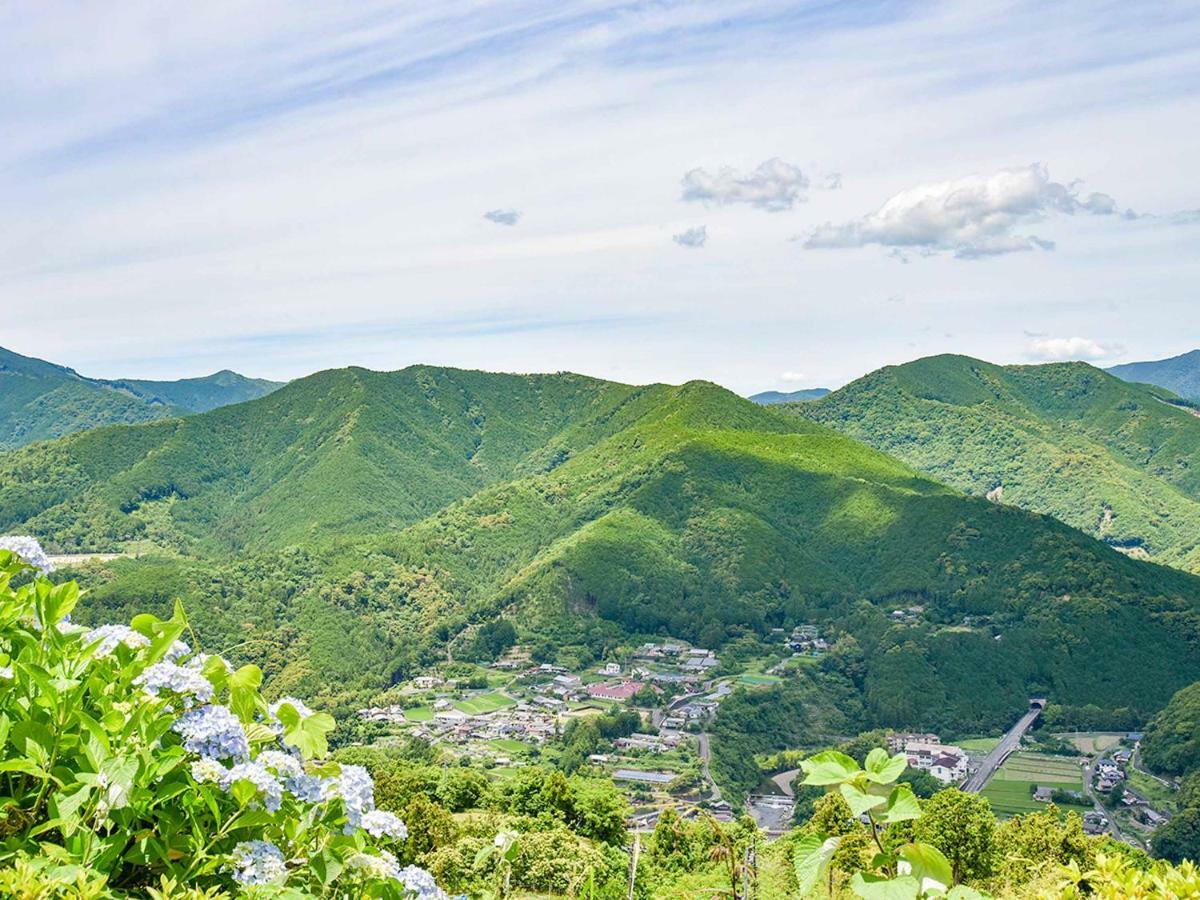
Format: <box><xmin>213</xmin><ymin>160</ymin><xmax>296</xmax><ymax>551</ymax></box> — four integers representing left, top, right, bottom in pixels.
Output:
<box><xmin>1109</xmin><ymin>349</ymin><xmax>1200</xmax><ymax>401</ymax></box>
<box><xmin>749</xmin><ymin>387</ymin><xmax>831</xmax><ymax>405</ymax></box>
<box><xmin>785</xmin><ymin>354</ymin><xmax>1200</xmax><ymax>572</ymax></box>
<box><xmin>0</xmin><ymin>346</ymin><xmax>282</xmax><ymax>449</ymax></box>
<box><xmin>102</xmin><ymin>369</ymin><xmax>283</xmax><ymax>413</ymax></box>
<box><xmin>5</xmin><ymin>363</ymin><xmax>1200</xmax><ymax>732</ymax></box>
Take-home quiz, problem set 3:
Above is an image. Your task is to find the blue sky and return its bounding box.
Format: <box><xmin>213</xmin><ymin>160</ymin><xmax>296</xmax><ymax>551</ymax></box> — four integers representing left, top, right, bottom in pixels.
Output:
<box><xmin>1</xmin><ymin>0</ymin><xmax>1198</xmax><ymax>392</ymax></box>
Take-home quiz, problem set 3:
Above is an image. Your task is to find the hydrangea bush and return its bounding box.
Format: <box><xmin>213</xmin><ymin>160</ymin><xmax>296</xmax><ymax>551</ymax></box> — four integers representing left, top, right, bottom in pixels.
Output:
<box><xmin>0</xmin><ymin>547</ymin><xmax>446</xmax><ymax>898</ymax></box>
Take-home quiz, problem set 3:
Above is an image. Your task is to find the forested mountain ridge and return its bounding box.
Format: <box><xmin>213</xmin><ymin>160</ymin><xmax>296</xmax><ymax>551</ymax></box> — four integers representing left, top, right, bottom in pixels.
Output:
<box><xmin>1109</xmin><ymin>349</ymin><xmax>1200</xmax><ymax>402</ymax></box>
<box><xmin>784</xmin><ymin>354</ymin><xmax>1200</xmax><ymax>572</ymax></box>
<box><xmin>748</xmin><ymin>387</ymin><xmax>831</xmax><ymax>404</ymax></box>
<box><xmin>9</xmin><ymin>363</ymin><xmax>1200</xmax><ymax>734</ymax></box>
<box><xmin>0</xmin><ymin>345</ymin><xmax>280</xmax><ymax>448</ymax></box>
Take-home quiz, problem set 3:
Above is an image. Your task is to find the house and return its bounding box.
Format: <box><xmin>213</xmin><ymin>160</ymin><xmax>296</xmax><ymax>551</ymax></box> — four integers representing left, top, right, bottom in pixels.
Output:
<box><xmin>413</xmin><ymin>675</ymin><xmax>443</xmax><ymax>690</ymax></box>
<box><xmin>434</xmin><ymin>709</ymin><xmax>468</xmax><ymax>724</ymax></box>
<box><xmin>1033</xmin><ymin>786</ymin><xmax>1054</xmax><ymax>802</ymax></box>
<box><xmin>587</xmin><ymin>681</ymin><xmax>645</xmax><ymax>702</ymax></box>
<box><xmin>433</xmin><ymin>699</ymin><xmax>452</xmax><ymax>711</ymax></box>
<box><xmin>929</xmin><ymin>754</ymin><xmax>968</xmax><ymax>784</ymax></box>
<box><xmin>600</xmin><ymin>662</ymin><xmax>622</xmax><ymax>676</ymax></box>
<box><xmin>613</xmin><ymin>769</ymin><xmax>677</xmax><ymax>786</ymax></box>
<box><xmin>887</xmin><ymin>733</ymin><xmax>940</xmax><ymax>754</ymax></box>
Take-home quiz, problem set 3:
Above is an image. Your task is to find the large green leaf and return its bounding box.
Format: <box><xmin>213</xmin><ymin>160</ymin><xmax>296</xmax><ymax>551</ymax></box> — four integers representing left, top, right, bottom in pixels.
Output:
<box><xmin>794</xmin><ymin>833</ymin><xmax>840</xmax><ymax>896</ymax></box>
<box><xmin>840</xmin><ymin>782</ymin><xmax>887</xmax><ymax>816</ymax></box>
<box><xmin>864</xmin><ymin>748</ymin><xmax>908</xmax><ymax>785</ymax></box>
<box><xmin>850</xmin><ymin>872</ymin><xmax>921</xmax><ymax>899</ymax></box>
<box><xmin>878</xmin><ymin>784</ymin><xmax>922</xmax><ymax>823</ymax></box>
<box><xmin>801</xmin><ymin>750</ymin><xmax>860</xmax><ymax>785</ymax></box>
<box><xmin>898</xmin><ymin>842</ymin><xmax>953</xmax><ymax>893</ymax></box>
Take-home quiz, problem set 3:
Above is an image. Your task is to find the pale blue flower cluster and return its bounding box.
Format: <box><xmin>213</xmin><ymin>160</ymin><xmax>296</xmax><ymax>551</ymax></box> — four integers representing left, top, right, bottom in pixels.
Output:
<box><xmin>165</xmin><ymin>639</ymin><xmax>191</xmax><ymax>662</ymax></box>
<box><xmin>0</xmin><ymin>536</ymin><xmax>53</xmax><ymax>573</ymax></box>
<box><xmin>84</xmin><ymin>624</ymin><xmax>150</xmax><ymax>657</ymax></box>
<box><xmin>231</xmin><ymin>840</ymin><xmax>287</xmax><ymax>886</ymax></box>
<box><xmin>361</xmin><ymin>809</ymin><xmax>408</xmax><ymax>840</ymax></box>
<box><xmin>172</xmin><ymin>705</ymin><xmax>250</xmax><ymax>760</ymax></box>
<box><xmin>255</xmin><ymin>750</ymin><xmax>324</xmax><ymax>802</ymax></box>
<box><xmin>136</xmin><ymin>661</ymin><xmax>215</xmax><ymax>705</ymax></box>
<box><xmin>347</xmin><ymin>850</ymin><xmax>402</xmax><ymax>880</ymax></box>
<box><xmin>398</xmin><ymin>864</ymin><xmax>448</xmax><ymax>899</ymax></box>
<box><xmin>224</xmin><ymin>761</ymin><xmax>284</xmax><ymax>812</ymax></box>
<box><xmin>322</xmin><ymin>763</ymin><xmax>376</xmax><ymax>830</ymax></box>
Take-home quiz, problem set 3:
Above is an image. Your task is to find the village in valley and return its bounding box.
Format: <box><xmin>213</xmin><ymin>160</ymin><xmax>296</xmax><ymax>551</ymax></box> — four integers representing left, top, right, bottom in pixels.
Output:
<box><xmin>357</xmin><ymin>623</ymin><xmax>1179</xmax><ymax>844</ymax></box>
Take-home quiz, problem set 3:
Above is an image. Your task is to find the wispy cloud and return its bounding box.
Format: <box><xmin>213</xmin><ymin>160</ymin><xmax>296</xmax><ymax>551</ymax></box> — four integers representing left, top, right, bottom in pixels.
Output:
<box><xmin>484</xmin><ymin>209</ymin><xmax>522</xmax><ymax>226</ymax></box>
<box><xmin>672</xmin><ymin>225</ymin><xmax>707</xmax><ymax>248</ymax></box>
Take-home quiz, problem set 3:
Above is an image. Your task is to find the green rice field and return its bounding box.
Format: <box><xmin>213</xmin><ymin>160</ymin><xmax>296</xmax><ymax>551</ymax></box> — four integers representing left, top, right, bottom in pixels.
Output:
<box><xmin>454</xmin><ymin>692</ymin><xmax>516</xmax><ymax>715</ymax></box>
<box><xmin>981</xmin><ymin>752</ymin><xmax>1085</xmax><ymax>817</ymax></box>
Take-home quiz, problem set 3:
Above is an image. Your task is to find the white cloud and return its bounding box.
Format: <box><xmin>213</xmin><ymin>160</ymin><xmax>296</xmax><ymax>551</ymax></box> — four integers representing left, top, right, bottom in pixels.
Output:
<box><xmin>1026</xmin><ymin>336</ymin><xmax>1122</xmax><ymax>361</ymax></box>
<box><xmin>681</xmin><ymin>158</ymin><xmax>810</xmax><ymax>212</ymax></box>
<box><xmin>483</xmin><ymin>209</ymin><xmax>521</xmax><ymax>226</ymax></box>
<box><xmin>804</xmin><ymin>164</ymin><xmax>1128</xmax><ymax>259</ymax></box>
<box><xmin>672</xmin><ymin>225</ymin><xmax>707</xmax><ymax>248</ymax></box>
<box><xmin>779</xmin><ymin>370</ymin><xmax>807</xmax><ymax>382</ymax></box>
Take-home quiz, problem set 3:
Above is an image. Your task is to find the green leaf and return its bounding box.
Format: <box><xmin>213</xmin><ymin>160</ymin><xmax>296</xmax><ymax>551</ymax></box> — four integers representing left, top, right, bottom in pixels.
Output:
<box><xmin>850</xmin><ymin>872</ymin><xmax>921</xmax><ymax>899</ymax></box>
<box><xmin>801</xmin><ymin>750</ymin><xmax>861</xmax><ymax>786</ymax></box>
<box><xmin>228</xmin><ymin>664</ymin><xmax>263</xmax><ymax>722</ymax></box>
<box><xmin>878</xmin><ymin>784</ymin><xmax>922</xmax><ymax>824</ymax></box>
<box><xmin>898</xmin><ymin>843</ymin><xmax>954</xmax><ymax>893</ymax></box>
<box><xmin>282</xmin><ymin>711</ymin><xmax>335</xmax><ymax>760</ymax></box>
<box><xmin>794</xmin><ymin>833</ymin><xmax>840</xmax><ymax>896</ymax></box>
<box><xmin>945</xmin><ymin>887</ymin><xmax>989</xmax><ymax>899</ymax></box>
<box><xmin>864</xmin><ymin>748</ymin><xmax>908</xmax><ymax>785</ymax></box>
<box><xmin>840</xmin><ymin>782</ymin><xmax>888</xmax><ymax>816</ymax></box>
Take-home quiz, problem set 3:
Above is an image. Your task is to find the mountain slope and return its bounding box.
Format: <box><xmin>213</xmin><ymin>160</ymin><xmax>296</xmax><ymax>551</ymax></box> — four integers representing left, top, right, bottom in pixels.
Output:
<box><xmin>8</xmin><ymin>364</ymin><xmax>1200</xmax><ymax>731</ymax></box>
<box><xmin>785</xmin><ymin>354</ymin><xmax>1200</xmax><ymax>572</ymax></box>
<box><xmin>749</xmin><ymin>388</ymin><xmax>831</xmax><ymax>405</ymax></box>
<box><xmin>0</xmin><ymin>346</ymin><xmax>281</xmax><ymax>448</ymax></box>
<box><xmin>1109</xmin><ymin>349</ymin><xmax>1200</xmax><ymax>402</ymax></box>
<box><xmin>103</xmin><ymin>370</ymin><xmax>283</xmax><ymax>413</ymax></box>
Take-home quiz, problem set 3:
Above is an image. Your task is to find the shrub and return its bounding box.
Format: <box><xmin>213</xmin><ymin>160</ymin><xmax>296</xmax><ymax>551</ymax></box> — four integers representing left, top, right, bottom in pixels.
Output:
<box><xmin>0</xmin><ymin>548</ymin><xmax>447</xmax><ymax>898</ymax></box>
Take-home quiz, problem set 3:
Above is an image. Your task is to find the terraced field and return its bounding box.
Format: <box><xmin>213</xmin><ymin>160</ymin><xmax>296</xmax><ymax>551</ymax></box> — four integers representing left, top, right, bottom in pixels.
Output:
<box><xmin>454</xmin><ymin>692</ymin><xmax>517</xmax><ymax>715</ymax></box>
<box><xmin>982</xmin><ymin>752</ymin><xmax>1085</xmax><ymax>817</ymax></box>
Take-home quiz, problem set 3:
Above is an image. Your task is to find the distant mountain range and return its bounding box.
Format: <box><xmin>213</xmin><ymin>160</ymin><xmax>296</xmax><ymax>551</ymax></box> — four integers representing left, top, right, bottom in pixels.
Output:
<box><xmin>784</xmin><ymin>353</ymin><xmax>1200</xmax><ymax>572</ymax></box>
<box><xmin>4</xmin><ymin>361</ymin><xmax>1200</xmax><ymax>729</ymax></box>
<box><xmin>1108</xmin><ymin>349</ymin><xmax>1200</xmax><ymax>402</ymax></box>
<box><xmin>0</xmin><ymin>346</ymin><xmax>282</xmax><ymax>449</ymax></box>
<box><xmin>748</xmin><ymin>387</ymin><xmax>831</xmax><ymax>405</ymax></box>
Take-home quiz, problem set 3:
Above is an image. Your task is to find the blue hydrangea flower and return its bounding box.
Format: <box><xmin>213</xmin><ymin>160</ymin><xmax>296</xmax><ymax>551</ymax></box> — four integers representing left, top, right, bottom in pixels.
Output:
<box><xmin>223</xmin><ymin>761</ymin><xmax>283</xmax><ymax>812</ymax></box>
<box><xmin>396</xmin><ymin>865</ymin><xmax>447</xmax><ymax>899</ymax></box>
<box><xmin>172</xmin><ymin>705</ymin><xmax>250</xmax><ymax>761</ymax></box>
<box><xmin>321</xmin><ymin>763</ymin><xmax>376</xmax><ymax>829</ymax></box>
<box><xmin>84</xmin><ymin>624</ymin><xmax>150</xmax><ymax>657</ymax></box>
<box><xmin>255</xmin><ymin>750</ymin><xmax>323</xmax><ymax>802</ymax></box>
<box><xmin>136</xmin><ymin>661</ymin><xmax>214</xmax><ymax>705</ymax></box>
<box><xmin>0</xmin><ymin>535</ymin><xmax>53</xmax><ymax>573</ymax></box>
<box><xmin>230</xmin><ymin>840</ymin><xmax>287</xmax><ymax>886</ymax></box>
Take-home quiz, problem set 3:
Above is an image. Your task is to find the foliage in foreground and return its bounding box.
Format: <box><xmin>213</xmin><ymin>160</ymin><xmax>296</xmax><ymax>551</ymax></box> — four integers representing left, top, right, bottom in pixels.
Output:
<box><xmin>0</xmin><ymin>550</ymin><xmax>444</xmax><ymax>898</ymax></box>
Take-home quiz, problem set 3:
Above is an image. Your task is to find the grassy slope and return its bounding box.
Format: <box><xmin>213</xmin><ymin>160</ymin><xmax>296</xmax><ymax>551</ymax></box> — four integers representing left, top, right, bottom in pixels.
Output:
<box><xmin>784</xmin><ymin>354</ymin><xmax>1200</xmax><ymax>572</ymax></box>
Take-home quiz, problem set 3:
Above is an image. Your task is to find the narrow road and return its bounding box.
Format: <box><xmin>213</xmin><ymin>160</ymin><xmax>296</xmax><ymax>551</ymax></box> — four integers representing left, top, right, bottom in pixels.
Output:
<box><xmin>697</xmin><ymin>732</ymin><xmax>722</xmax><ymax>803</ymax></box>
<box><xmin>963</xmin><ymin>704</ymin><xmax>1043</xmax><ymax>793</ymax></box>
<box><xmin>771</xmin><ymin>768</ymin><xmax>801</xmax><ymax>798</ymax></box>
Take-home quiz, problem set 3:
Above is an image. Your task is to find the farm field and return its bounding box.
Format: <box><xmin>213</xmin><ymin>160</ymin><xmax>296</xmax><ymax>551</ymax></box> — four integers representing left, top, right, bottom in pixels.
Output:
<box><xmin>454</xmin><ymin>692</ymin><xmax>516</xmax><ymax>715</ymax></box>
<box><xmin>737</xmin><ymin>673</ymin><xmax>782</xmax><ymax>686</ymax></box>
<box><xmin>1057</xmin><ymin>732</ymin><xmax>1124</xmax><ymax>754</ymax></box>
<box><xmin>982</xmin><ymin>752</ymin><xmax>1085</xmax><ymax>817</ymax></box>
<box><xmin>960</xmin><ymin>737</ymin><xmax>1001</xmax><ymax>753</ymax></box>
<box><xmin>403</xmin><ymin>705</ymin><xmax>434</xmax><ymax>722</ymax></box>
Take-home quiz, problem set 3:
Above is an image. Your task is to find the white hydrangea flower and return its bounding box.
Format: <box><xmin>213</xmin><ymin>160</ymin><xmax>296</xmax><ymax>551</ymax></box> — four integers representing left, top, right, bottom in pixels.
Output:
<box><xmin>230</xmin><ymin>840</ymin><xmax>287</xmax><ymax>886</ymax></box>
<box><xmin>0</xmin><ymin>536</ymin><xmax>53</xmax><ymax>573</ymax></box>
<box><xmin>190</xmin><ymin>757</ymin><xmax>228</xmax><ymax>784</ymax></box>
<box><xmin>361</xmin><ymin>809</ymin><xmax>408</xmax><ymax>840</ymax></box>
<box><xmin>347</xmin><ymin>850</ymin><xmax>401</xmax><ymax>881</ymax></box>
<box><xmin>84</xmin><ymin>624</ymin><xmax>150</xmax><ymax>657</ymax></box>
<box><xmin>0</xmin><ymin>665</ymin><xmax>12</xmax><ymax>680</ymax></box>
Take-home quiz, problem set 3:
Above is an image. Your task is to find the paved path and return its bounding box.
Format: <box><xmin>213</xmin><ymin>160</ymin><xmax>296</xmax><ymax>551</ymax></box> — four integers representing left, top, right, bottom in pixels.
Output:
<box><xmin>962</xmin><ymin>705</ymin><xmax>1042</xmax><ymax>793</ymax></box>
<box><xmin>771</xmin><ymin>768</ymin><xmax>801</xmax><ymax>798</ymax></box>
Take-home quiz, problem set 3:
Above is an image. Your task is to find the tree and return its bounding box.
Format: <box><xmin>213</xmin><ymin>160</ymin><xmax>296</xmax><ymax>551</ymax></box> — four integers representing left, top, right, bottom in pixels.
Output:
<box><xmin>1153</xmin><ymin>807</ymin><xmax>1200</xmax><ymax>863</ymax></box>
<box><xmin>911</xmin><ymin>788</ymin><xmax>995</xmax><ymax>884</ymax></box>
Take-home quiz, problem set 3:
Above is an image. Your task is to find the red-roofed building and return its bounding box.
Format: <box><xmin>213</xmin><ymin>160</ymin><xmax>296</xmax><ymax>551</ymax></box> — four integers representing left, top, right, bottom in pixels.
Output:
<box><xmin>587</xmin><ymin>680</ymin><xmax>645</xmax><ymax>701</ymax></box>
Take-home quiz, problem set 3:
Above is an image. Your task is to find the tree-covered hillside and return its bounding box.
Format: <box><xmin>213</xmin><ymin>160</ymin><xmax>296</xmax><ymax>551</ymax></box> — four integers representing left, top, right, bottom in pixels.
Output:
<box><xmin>785</xmin><ymin>354</ymin><xmax>1200</xmax><ymax>572</ymax></box>
<box><xmin>9</xmin><ymin>364</ymin><xmax>1200</xmax><ymax>734</ymax></box>
<box><xmin>0</xmin><ymin>345</ymin><xmax>280</xmax><ymax>449</ymax></box>
<box><xmin>1110</xmin><ymin>349</ymin><xmax>1200</xmax><ymax>402</ymax></box>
